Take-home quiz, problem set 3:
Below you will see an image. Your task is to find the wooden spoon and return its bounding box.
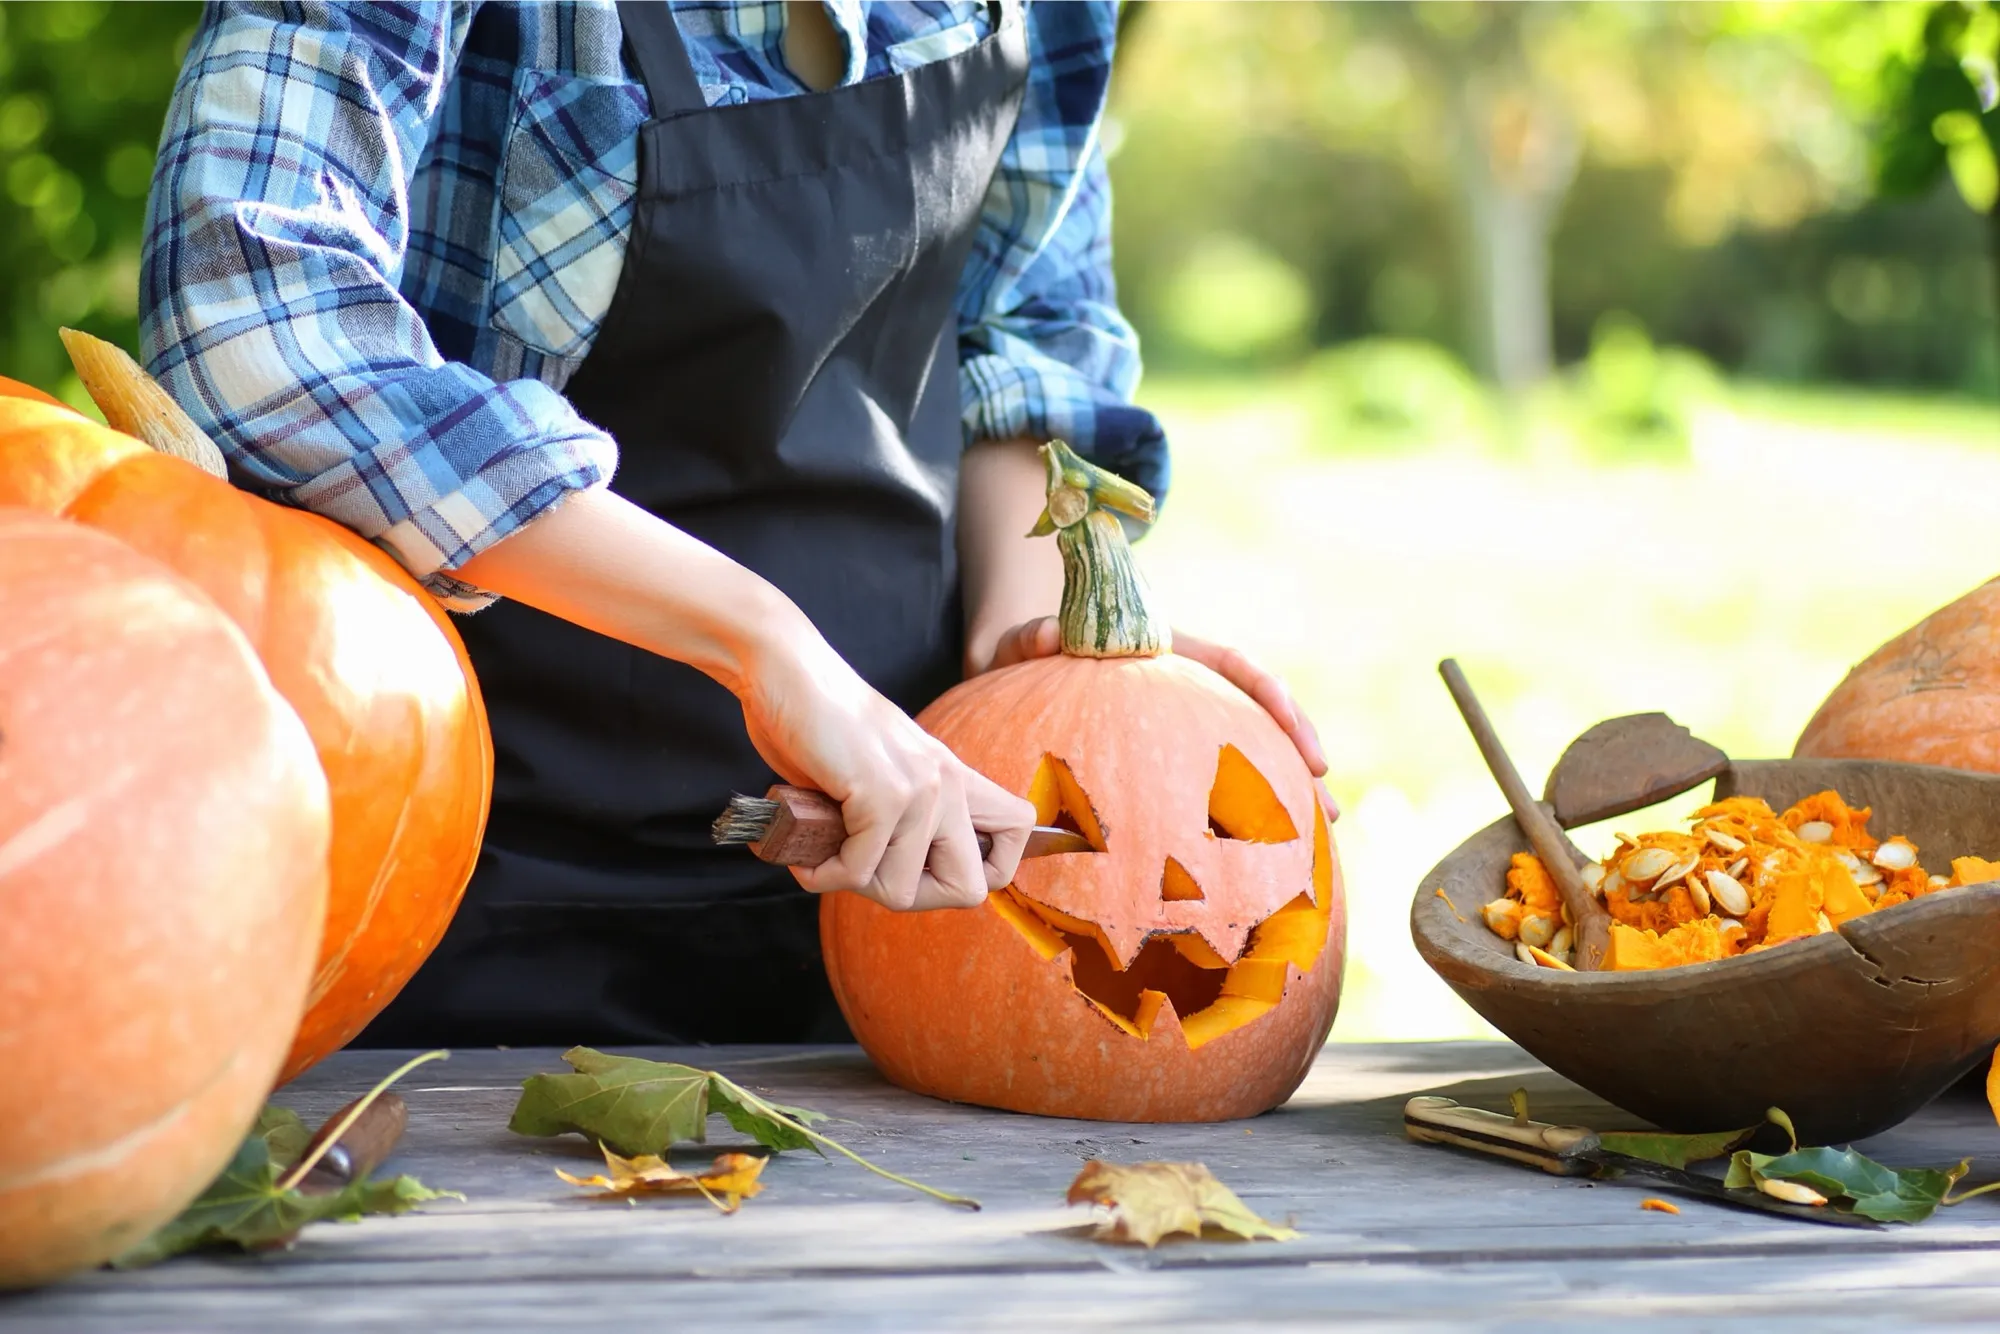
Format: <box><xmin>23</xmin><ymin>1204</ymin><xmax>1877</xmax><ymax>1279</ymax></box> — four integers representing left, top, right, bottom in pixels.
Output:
<box><xmin>1438</xmin><ymin>659</ymin><xmax>1612</xmax><ymax>971</ymax></box>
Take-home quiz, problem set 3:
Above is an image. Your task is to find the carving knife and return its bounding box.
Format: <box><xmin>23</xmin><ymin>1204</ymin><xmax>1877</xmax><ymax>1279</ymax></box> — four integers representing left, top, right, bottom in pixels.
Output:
<box><xmin>712</xmin><ymin>783</ymin><xmax>1095</xmax><ymax>867</ymax></box>
<box><xmin>1404</xmin><ymin>1096</ymin><xmax>1882</xmax><ymax>1229</ymax></box>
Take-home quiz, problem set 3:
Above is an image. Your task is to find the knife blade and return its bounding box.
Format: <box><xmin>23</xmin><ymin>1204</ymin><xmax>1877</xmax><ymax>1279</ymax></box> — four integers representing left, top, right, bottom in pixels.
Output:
<box><xmin>1403</xmin><ymin>1095</ymin><xmax>1882</xmax><ymax>1229</ymax></box>
<box><xmin>731</xmin><ymin>784</ymin><xmax>1095</xmax><ymax>868</ymax></box>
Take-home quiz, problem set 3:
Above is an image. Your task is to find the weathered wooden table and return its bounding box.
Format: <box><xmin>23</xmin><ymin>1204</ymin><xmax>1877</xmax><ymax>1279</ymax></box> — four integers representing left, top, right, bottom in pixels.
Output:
<box><xmin>8</xmin><ymin>1041</ymin><xmax>2000</xmax><ymax>1331</ymax></box>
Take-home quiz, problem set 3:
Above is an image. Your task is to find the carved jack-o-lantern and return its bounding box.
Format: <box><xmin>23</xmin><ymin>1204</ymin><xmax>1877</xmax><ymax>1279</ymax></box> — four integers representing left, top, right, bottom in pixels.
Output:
<box><xmin>821</xmin><ymin>444</ymin><xmax>1345</xmax><ymax>1122</ymax></box>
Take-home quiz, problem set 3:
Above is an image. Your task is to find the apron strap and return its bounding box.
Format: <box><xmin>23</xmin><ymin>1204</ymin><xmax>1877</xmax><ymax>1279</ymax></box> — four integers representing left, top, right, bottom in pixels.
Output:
<box><xmin>620</xmin><ymin>2</ymin><xmax>1016</xmax><ymax>118</ymax></box>
<box><xmin>616</xmin><ymin>0</ymin><xmax>708</xmax><ymax>118</ymax></box>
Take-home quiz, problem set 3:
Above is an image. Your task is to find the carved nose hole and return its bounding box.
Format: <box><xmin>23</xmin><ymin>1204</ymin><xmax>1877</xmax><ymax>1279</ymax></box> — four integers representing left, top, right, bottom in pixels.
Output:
<box><xmin>1161</xmin><ymin>857</ymin><xmax>1205</xmax><ymax>902</ymax></box>
<box><xmin>1207</xmin><ymin>744</ymin><xmax>1300</xmax><ymax>843</ymax></box>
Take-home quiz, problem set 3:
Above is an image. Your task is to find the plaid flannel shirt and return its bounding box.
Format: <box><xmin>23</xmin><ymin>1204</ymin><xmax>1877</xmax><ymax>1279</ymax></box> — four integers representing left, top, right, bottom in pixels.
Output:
<box><xmin>139</xmin><ymin>1</ymin><xmax>1164</xmax><ymax>609</ymax></box>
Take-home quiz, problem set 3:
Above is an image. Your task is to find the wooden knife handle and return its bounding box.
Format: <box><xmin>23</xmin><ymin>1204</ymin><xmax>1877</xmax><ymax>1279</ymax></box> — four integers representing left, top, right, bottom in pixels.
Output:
<box><xmin>751</xmin><ymin>784</ymin><xmax>995</xmax><ymax>867</ymax></box>
<box><xmin>1403</xmin><ymin>1096</ymin><xmax>1600</xmax><ymax>1177</ymax></box>
<box><xmin>296</xmin><ymin>1093</ymin><xmax>408</xmax><ymax>1191</ymax></box>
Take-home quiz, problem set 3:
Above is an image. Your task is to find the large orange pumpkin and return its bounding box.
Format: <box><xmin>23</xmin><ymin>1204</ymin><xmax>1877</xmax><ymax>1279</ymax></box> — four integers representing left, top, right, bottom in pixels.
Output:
<box><xmin>0</xmin><ymin>345</ymin><xmax>492</xmax><ymax>1080</ymax></box>
<box><xmin>1796</xmin><ymin>578</ymin><xmax>2000</xmax><ymax>772</ymax></box>
<box><xmin>0</xmin><ymin>510</ymin><xmax>329</xmax><ymax>1286</ymax></box>
<box><xmin>821</xmin><ymin>443</ymin><xmax>1345</xmax><ymax>1122</ymax></box>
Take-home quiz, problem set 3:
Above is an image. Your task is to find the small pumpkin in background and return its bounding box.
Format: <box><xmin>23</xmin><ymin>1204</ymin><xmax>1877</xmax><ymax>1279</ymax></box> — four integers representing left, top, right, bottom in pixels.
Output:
<box><xmin>821</xmin><ymin>443</ymin><xmax>1345</xmax><ymax>1123</ymax></box>
<box><xmin>0</xmin><ymin>339</ymin><xmax>493</xmax><ymax>1081</ymax></box>
<box><xmin>0</xmin><ymin>511</ymin><xmax>329</xmax><ymax>1287</ymax></box>
<box><xmin>1795</xmin><ymin>578</ymin><xmax>2000</xmax><ymax>773</ymax></box>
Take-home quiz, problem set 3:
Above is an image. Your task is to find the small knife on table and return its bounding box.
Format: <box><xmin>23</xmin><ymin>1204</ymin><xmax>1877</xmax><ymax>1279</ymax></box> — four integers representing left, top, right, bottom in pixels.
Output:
<box><xmin>293</xmin><ymin>1093</ymin><xmax>410</xmax><ymax>1195</ymax></box>
<box><xmin>1403</xmin><ymin>1095</ymin><xmax>1881</xmax><ymax>1229</ymax></box>
<box><xmin>712</xmin><ymin>784</ymin><xmax>1095</xmax><ymax>867</ymax></box>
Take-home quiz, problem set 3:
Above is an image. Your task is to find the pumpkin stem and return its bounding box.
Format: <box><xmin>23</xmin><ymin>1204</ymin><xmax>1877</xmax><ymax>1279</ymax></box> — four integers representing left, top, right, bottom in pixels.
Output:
<box><xmin>1030</xmin><ymin>440</ymin><xmax>1169</xmax><ymax>659</ymax></box>
<box><xmin>59</xmin><ymin>328</ymin><xmax>229</xmax><ymax>480</ymax></box>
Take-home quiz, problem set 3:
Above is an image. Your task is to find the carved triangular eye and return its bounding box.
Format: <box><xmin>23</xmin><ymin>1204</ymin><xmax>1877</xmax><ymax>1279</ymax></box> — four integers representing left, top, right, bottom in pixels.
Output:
<box><xmin>1207</xmin><ymin>745</ymin><xmax>1299</xmax><ymax>843</ymax></box>
<box><xmin>1026</xmin><ymin>754</ymin><xmax>1107</xmax><ymax>851</ymax></box>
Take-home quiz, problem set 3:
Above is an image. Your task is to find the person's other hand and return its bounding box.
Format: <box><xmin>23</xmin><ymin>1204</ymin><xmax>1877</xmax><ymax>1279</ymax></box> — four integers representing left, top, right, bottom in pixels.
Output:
<box><xmin>975</xmin><ymin>618</ymin><xmax>1340</xmax><ymax>823</ymax></box>
<box><xmin>738</xmin><ymin>620</ymin><xmax>1035</xmax><ymax>910</ymax></box>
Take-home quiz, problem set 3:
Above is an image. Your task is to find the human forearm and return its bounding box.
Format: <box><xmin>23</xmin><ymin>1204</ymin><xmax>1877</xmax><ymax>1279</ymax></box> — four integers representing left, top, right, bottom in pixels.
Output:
<box><xmin>958</xmin><ymin>435</ymin><xmax>1065</xmax><ymax>675</ymax></box>
<box><xmin>453</xmin><ymin>486</ymin><xmax>804</xmax><ymax>696</ymax></box>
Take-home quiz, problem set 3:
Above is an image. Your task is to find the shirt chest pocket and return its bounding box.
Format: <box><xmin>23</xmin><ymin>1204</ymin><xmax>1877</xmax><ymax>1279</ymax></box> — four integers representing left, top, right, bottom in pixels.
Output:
<box><xmin>490</xmin><ymin>70</ymin><xmax>650</xmax><ymax>360</ymax></box>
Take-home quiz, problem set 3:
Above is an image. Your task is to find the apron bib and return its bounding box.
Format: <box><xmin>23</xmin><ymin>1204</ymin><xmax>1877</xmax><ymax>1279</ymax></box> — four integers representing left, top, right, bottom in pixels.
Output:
<box><xmin>363</xmin><ymin>1</ymin><xmax>1027</xmax><ymax>1047</ymax></box>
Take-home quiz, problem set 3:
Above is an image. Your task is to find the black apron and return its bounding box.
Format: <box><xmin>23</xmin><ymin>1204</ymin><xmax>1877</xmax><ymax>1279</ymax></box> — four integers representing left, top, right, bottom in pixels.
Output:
<box><xmin>361</xmin><ymin>1</ymin><xmax>1028</xmax><ymax>1048</ymax></box>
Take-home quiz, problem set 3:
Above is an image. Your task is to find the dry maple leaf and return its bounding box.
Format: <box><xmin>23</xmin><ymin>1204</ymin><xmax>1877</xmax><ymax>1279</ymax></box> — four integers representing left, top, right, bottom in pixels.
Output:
<box><xmin>1064</xmin><ymin>1160</ymin><xmax>1299</xmax><ymax>1248</ymax></box>
<box><xmin>556</xmin><ymin>1146</ymin><xmax>768</xmax><ymax>1213</ymax></box>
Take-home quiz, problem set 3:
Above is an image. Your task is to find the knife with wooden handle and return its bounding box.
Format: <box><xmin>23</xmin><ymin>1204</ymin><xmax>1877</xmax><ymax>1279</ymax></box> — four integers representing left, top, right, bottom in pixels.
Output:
<box><xmin>712</xmin><ymin>784</ymin><xmax>1096</xmax><ymax>868</ymax></box>
<box><xmin>1403</xmin><ymin>1096</ymin><xmax>1881</xmax><ymax>1228</ymax></box>
<box><xmin>294</xmin><ymin>1094</ymin><xmax>409</xmax><ymax>1195</ymax></box>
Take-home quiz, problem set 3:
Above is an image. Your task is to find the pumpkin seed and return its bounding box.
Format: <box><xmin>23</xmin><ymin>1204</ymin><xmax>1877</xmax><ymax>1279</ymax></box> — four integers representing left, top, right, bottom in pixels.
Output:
<box><xmin>1703</xmin><ymin>869</ymin><xmax>1751</xmax><ymax>917</ymax></box>
<box><xmin>1728</xmin><ymin>857</ymin><xmax>1749</xmax><ymax>879</ymax></box>
<box><xmin>1705</xmin><ymin>827</ymin><xmax>1746</xmax><ymax>853</ymax></box>
<box><xmin>1515</xmin><ymin>941</ymin><xmax>1538</xmax><ymax>967</ymax></box>
<box><xmin>1757</xmin><ymin>1177</ymin><xmax>1828</xmax><ymax>1207</ymax></box>
<box><xmin>1654</xmin><ymin>856</ymin><xmax>1699</xmax><ymax>894</ymax></box>
<box><xmin>1518</xmin><ymin>914</ymin><xmax>1557</xmax><ymax>949</ymax></box>
<box><xmin>1688</xmin><ymin>880</ymin><xmax>1712</xmax><ymax>915</ymax></box>
<box><xmin>1614</xmin><ymin>831</ymin><xmax>1639</xmax><ymax>849</ymax></box>
<box><xmin>1873</xmin><ymin>839</ymin><xmax>1918</xmax><ymax>871</ymax></box>
<box><xmin>1797</xmin><ymin>820</ymin><xmax>1835</xmax><ymax>844</ymax></box>
<box><xmin>1601</xmin><ymin>870</ymin><xmax>1626</xmax><ymax>900</ymax></box>
<box><xmin>1581</xmin><ymin>863</ymin><xmax>1607</xmax><ymax>896</ymax></box>
<box><xmin>1549</xmin><ymin>926</ymin><xmax>1573</xmax><ymax>958</ymax></box>
<box><xmin>1481</xmin><ymin>899</ymin><xmax>1516</xmax><ymax>934</ymax></box>
<box><xmin>1931</xmin><ymin>874</ymin><xmax>1951</xmax><ymax>888</ymax></box>
<box><xmin>1621</xmin><ymin>846</ymin><xmax>1676</xmax><ymax>884</ymax></box>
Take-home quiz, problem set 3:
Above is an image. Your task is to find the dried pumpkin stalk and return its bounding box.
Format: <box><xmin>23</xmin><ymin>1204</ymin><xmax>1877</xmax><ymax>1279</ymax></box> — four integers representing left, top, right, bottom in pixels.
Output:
<box><xmin>1485</xmin><ymin>790</ymin><xmax>1995</xmax><ymax>971</ymax></box>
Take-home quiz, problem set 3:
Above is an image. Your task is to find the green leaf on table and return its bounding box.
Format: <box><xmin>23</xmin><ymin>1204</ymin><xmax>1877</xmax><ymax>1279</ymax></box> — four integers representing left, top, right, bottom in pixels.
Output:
<box><xmin>509</xmin><ymin>1047</ymin><xmax>714</xmax><ymax>1155</ymax></box>
<box><xmin>509</xmin><ymin>1047</ymin><xmax>826</xmax><ymax>1156</ymax></box>
<box><xmin>1600</xmin><ymin>1126</ymin><xmax>1755</xmax><ymax>1171</ymax></box>
<box><xmin>111</xmin><ymin>1122</ymin><xmax>453</xmax><ymax>1267</ymax></box>
<box><xmin>253</xmin><ymin>1105</ymin><xmax>312</xmax><ymax>1165</ymax></box>
<box><xmin>515</xmin><ymin>1048</ymin><xmax>978</xmax><ymax>1209</ymax></box>
<box><xmin>708</xmin><ymin>1078</ymin><xmax>827</xmax><ymax>1153</ymax></box>
<box><xmin>1724</xmin><ymin>1145</ymin><xmax>1967</xmax><ymax>1224</ymax></box>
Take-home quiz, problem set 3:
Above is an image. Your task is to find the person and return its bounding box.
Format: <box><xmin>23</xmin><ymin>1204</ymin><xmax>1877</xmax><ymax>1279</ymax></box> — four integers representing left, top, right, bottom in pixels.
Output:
<box><xmin>141</xmin><ymin>0</ymin><xmax>1331</xmax><ymax>1047</ymax></box>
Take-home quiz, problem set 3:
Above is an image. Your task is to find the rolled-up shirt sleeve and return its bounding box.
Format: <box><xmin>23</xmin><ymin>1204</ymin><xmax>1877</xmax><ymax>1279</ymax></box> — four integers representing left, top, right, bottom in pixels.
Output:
<box><xmin>140</xmin><ymin>1</ymin><xmax>615</xmax><ymax>609</ymax></box>
<box><xmin>955</xmin><ymin>1</ymin><xmax>1168</xmax><ymax>510</ymax></box>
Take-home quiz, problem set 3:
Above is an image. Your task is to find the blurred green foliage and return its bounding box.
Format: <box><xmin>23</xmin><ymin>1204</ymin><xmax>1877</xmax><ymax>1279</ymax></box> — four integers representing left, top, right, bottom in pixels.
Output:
<box><xmin>0</xmin><ymin>0</ymin><xmax>199</xmax><ymax>405</ymax></box>
<box><xmin>1109</xmin><ymin>1</ymin><xmax>2000</xmax><ymax>402</ymax></box>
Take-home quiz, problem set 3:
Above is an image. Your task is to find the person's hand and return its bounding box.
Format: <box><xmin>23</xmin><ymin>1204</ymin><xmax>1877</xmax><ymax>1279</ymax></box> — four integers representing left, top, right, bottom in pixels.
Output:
<box><xmin>976</xmin><ymin>618</ymin><xmax>1341</xmax><ymax>823</ymax></box>
<box><xmin>737</xmin><ymin>614</ymin><xmax>1036</xmax><ymax>911</ymax></box>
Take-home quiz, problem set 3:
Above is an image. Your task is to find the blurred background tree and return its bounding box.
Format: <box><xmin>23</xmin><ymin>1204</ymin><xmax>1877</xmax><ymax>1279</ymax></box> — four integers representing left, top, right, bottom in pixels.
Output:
<box><xmin>0</xmin><ymin>0</ymin><xmax>198</xmax><ymax>407</ymax></box>
<box><xmin>1109</xmin><ymin>0</ymin><xmax>1999</xmax><ymax>409</ymax></box>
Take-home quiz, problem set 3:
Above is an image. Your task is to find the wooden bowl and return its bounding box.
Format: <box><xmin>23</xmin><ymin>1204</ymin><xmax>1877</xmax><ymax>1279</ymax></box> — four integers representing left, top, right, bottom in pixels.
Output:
<box><xmin>1414</xmin><ymin>756</ymin><xmax>2000</xmax><ymax>1143</ymax></box>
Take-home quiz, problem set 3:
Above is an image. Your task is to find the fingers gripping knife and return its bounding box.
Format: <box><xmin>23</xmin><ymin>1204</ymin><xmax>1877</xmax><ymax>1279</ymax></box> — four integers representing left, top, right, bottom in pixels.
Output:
<box><xmin>711</xmin><ymin>784</ymin><xmax>1094</xmax><ymax>868</ymax></box>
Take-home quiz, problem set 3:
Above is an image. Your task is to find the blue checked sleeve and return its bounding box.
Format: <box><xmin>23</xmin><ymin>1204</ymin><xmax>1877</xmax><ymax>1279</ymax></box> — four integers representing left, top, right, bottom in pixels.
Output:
<box><xmin>955</xmin><ymin>1</ymin><xmax>1168</xmax><ymax>510</ymax></box>
<box><xmin>140</xmin><ymin>1</ymin><xmax>617</xmax><ymax>610</ymax></box>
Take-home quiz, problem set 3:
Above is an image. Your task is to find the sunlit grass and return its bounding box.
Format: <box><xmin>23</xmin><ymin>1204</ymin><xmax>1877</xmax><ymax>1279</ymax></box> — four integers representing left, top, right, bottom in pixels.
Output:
<box><xmin>1135</xmin><ymin>369</ymin><xmax>2000</xmax><ymax>1042</ymax></box>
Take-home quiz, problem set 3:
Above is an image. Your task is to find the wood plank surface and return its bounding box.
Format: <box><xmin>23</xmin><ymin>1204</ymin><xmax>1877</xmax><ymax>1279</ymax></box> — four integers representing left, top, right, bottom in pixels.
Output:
<box><xmin>7</xmin><ymin>1041</ymin><xmax>2000</xmax><ymax>1331</ymax></box>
